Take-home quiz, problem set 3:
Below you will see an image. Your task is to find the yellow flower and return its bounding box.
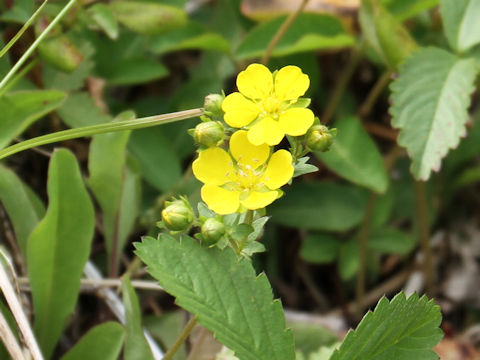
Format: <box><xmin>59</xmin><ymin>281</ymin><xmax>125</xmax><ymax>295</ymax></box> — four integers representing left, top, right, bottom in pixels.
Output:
<box><xmin>222</xmin><ymin>63</ymin><xmax>314</xmax><ymax>146</ymax></box>
<box><xmin>192</xmin><ymin>130</ymin><xmax>294</xmax><ymax>214</ymax></box>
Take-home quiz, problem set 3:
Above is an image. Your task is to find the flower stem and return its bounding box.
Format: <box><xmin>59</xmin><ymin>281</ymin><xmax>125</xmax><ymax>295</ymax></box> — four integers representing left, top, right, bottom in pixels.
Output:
<box><xmin>357</xmin><ymin>70</ymin><xmax>393</xmax><ymax>118</ymax></box>
<box><xmin>0</xmin><ymin>0</ymin><xmax>77</xmax><ymax>92</ymax></box>
<box><xmin>163</xmin><ymin>316</ymin><xmax>197</xmax><ymax>360</ymax></box>
<box><xmin>414</xmin><ymin>180</ymin><xmax>434</xmax><ymax>296</ymax></box>
<box><xmin>0</xmin><ymin>108</ymin><xmax>203</xmax><ymax>160</ymax></box>
<box><xmin>261</xmin><ymin>0</ymin><xmax>310</xmax><ymax>65</ymax></box>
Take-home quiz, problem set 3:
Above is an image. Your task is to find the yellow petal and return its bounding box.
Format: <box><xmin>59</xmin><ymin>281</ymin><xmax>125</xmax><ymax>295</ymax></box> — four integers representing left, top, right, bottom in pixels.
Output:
<box><xmin>278</xmin><ymin>108</ymin><xmax>314</xmax><ymax>136</ymax></box>
<box><xmin>222</xmin><ymin>92</ymin><xmax>260</xmax><ymax>128</ymax></box>
<box><xmin>240</xmin><ymin>190</ymin><xmax>279</xmax><ymax>210</ymax></box>
<box><xmin>261</xmin><ymin>150</ymin><xmax>294</xmax><ymax>189</ymax></box>
<box><xmin>247</xmin><ymin>117</ymin><xmax>285</xmax><ymax>146</ymax></box>
<box><xmin>192</xmin><ymin>148</ymin><xmax>235</xmax><ymax>186</ymax></box>
<box><xmin>229</xmin><ymin>130</ymin><xmax>270</xmax><ymax>168</ymax></box>
<box><xmin>274</xmin><ymin>65</ymin><xmax>310</xmax><ymax>101</ymax></box>
<box><xmin>237</xmin><ymin>63</ymin><xmax>273</xmax><ymax>100</ymax></box>
<box><xmin>201</xmin><ymin>185</ymin><xmax>240</xmax><ymax>215</ymax></box>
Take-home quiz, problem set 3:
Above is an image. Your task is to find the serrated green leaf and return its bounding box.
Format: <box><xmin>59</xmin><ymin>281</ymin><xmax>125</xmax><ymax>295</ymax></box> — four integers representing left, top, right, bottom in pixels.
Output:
<box><xmin>440</xmin><ymin>0</ymin><xmax>480</xmax><ymax>53</ymax></box>
<box><xmin>316</xmin><ymin>117</ymin><xmax>388</xmax><ymax>193</ymax></box>
<box><xmin>61</xmin><ymin>322</ymin><xmax>125</xmax><ymax>360</ymax></box>
<box><xmin>235</xmin><ymin>13</ymin><xmax>354</xmax><ymax>59</ymax></box>
<box><xmin>88</xmin><ymin>4</ymin><xmax>119</xmax><ymax>40</ymax></box>
<box><xmin>390</xmin><ymin>47</ymin><xmax>478</xmax><ymax>180</ymax></box>
<box><xmin>300</xmin><ymin>233</ymin><xmax>339</xmax><ymax>264</ymax></box>
<box><xmin>135</xmin><ymin>235</ymin><xmax>295</xmax><ymax>360</ymax></box>
<box><xmin>270</xmin><ymin>182</ymin><xmax>368</xmax><ymax>231</ymax></box>
<box><xmin>88</xmin><ymin>112</ymin><xmax>140</xmax><ymax>273</ymax></box>
<box><xmin>150</xmin><ymin>21</ymin><xmax>230</xmax><ymax>54</ymax></box>
<box><xmin>57</xmin><ymin>92</ymin><xmax>111</xmax><ymax>128</ymax></box>
<box><xmin>330</xmin><ymin>293</ymin><xmax>443</xmax><ymax>360</ymax></box>
<box><xmin>27</xmin><ymin>149</ymin><xmax>95</xmax><ymax>358</ymax></box>
<box><xmin>122</xmin><ymin>276</ymin><xmax>155</xmax><ymax>360</ymax></box>
<box><xmin>0</xmin><ymin>90</ymin><xmax>66</xmax><ymax>149</ymax></box>
<box><xmin>368</xmin><ymin>228</ymin><xmax>415</xmax><ymax>255</ymax></box>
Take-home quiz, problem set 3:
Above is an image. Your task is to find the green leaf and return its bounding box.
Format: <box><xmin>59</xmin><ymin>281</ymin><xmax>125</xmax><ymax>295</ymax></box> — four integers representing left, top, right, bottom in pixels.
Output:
<box><xmin>88</xmin><ymin>112</ymin><xmax>140</xmax><ymax>272</ymax></box>
<box><xmin>144</xmin><ymin>312</ymin><xmax>187</xmax><ymax>360</ymax></box>
<box><xmin>61</xmin><ymin>322</ymin><xmax>125</xmax><ymax>360</ymax></box>
<box><xmin>289</xmin><ymin>320</ymin><xmax>338</xmax><ymax>357</ymax></box>
<box><xmin>360</xmin><ymin>0</ymin><xmax>417</xmax><ymax>68</ymax></box>
<box><xmin>330</xmin><ymin>293</ymin><xmax>443</xmax><ymax>359</ymax></box>
<box><xmin>57</xmin><ymin>92</ymin><xmax>111</xmax><ymax>128</ymax></box>
<box><xmin>235</xmin><ymin>13</ymin><xmax>354</xmax><ymax>59</ymax></box>
<box><xmin>440</xmin><ymin>0</ymin><xmax>480</xmax><ymax>53</ymax></box>
<box><xmin>300</xmin><ymin>233</ymin><xmax>339</xmax><ymax>264</ymax></box>
<box><xmin>338</xmin><ymin>240</ymin><xmax>359</xmax><ymax>281</ymax></box>
<box><xmin>100</xmin><ymin>57</ymin><xmax>169</xmax><ymax>86</ymax></box>
<box><xmin>0</xmin><ymin>164</ymin><xmax>44</xmax><ymax>255</ymax></box>
<box><xmin>368</xmin><ymin>228</ymin><xmax>415</xmax><ymax>255</ymax></box>
<box><xmin>135</xmin><ymin>235</ymin><xmax>295</xmax><ymax>360</ymax></box>
<box><xmin>27</xmin><ymin>149</ymin><xmax>95</xmax><ymax>358</ymax></box>
<box><xmin>390</xmin><ymin>47</ymin><xmax>478</xmax><ymax>180</ymax></box>
<box><xmin>88</xmin><ymin>4</ymin><xmax>119</xmax><ymax>40</ymax></box>
<box><xmin>270</xmin><ymin>182</ymin><xmax>367</xmax><ymax>231</ymax></box>
<box><xmin>122</xmin><ymin>276</ymin><xmax>155</xmax><ymax>360</ymax></box>
<box><xmin>316</xmin><ymin>117</ymin><xmax>388</xmax><ymax>193</ymax></box>
<box><xmin>129</xmin><ymin>127</ymin><xmax>182</xmax><ymax>192</ymax></box>
<box><xmin>150</xmin><ymin>21</ymin><xmax>230</xmax><ymax>54</ymax></box>
<box><xmin>0</xmin><ymin>90</ymin><xmax>66</xmax><ymax>149</ymax></box>
<box><xmin>382</xmin><ymin>0</ymin><xmax>439</xmax><ymax>21</ymax></box>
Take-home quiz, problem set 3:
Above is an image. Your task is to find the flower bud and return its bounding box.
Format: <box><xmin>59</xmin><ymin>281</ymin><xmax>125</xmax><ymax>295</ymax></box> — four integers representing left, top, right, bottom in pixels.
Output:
<box><xmin>203</xmin><ymin>94</ymin><xmax>224</xmax><ymax>119</ymax></box>
<box><xmin>306</xmin><ymin>125</ymin><xmax>337</xmax><ymax>152</ymax></box>
<box><xmin>201</xmin><ymin>218</ymin><xmax>225</xmax><ymax>245</ymax></box>
<box><xmin>161</xmin><ymin>198</ymin><xmax>194</xmax><ymax>231</ymax></box>
<box><xmin>193</xmin><ymin>121</ymin><xmax>225</xmax><ymax>147</ymax></box>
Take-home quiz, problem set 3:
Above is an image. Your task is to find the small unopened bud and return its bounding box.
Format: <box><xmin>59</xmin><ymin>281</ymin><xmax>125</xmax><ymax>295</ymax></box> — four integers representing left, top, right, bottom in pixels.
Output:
<box><xmin>201</xmin><ymin>218</ymin><xmax>225</xmax><ymax>244</ymax></box>
<box><xmin>306</xmin><ymin>125</ymin><xmax>337</xmax><ymax>152</ymax></box>
<box><xmin>161</xmin><ymin>198</ymin><xmax>194</xmax><ymax>231</ymax></box>
<box><xmin>203</xmin><ymin>94</ymin><xmax>224</xmax><ymax>119</ymax></box>
<box><xmin>194</xmin><ymin>121</ymin><xmax>225</xmax><ymax>147</ymax></box>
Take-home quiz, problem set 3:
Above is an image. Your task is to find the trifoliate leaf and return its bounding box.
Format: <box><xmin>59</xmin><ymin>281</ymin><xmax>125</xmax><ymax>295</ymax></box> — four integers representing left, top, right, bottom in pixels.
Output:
<box><xmin>135</xmin><ymin>235</ymin><xmax>295</xmax><ymax>360</ymax></box>
<box><xmin>330</xmin><ymin>293</ymin><xmax>443</xmax><ymax>360</ymax></box>
<box><xmin>390</xmin><ymin>47</ymin><xmax>478</xmax><ymax>180</ymax></box>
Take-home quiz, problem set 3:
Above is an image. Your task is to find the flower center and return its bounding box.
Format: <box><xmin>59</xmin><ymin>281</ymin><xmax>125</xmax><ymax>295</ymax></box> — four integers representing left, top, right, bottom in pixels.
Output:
<box><xmin>261</xmin><ymin>96</ymin><xmax>282</xmax><ymax>116</ymax></box>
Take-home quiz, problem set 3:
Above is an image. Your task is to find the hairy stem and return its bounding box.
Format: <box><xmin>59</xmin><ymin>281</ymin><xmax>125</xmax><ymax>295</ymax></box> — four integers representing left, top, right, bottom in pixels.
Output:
<box><xmin>163</xmin><ymin>316</ymin><xmax>197</xmax><ymax>360</ymax></box>
<box><xmin>0</xmin><ymin>108</ymin><xmax>203</xmax><ymax>160</ymax></box>
<box><xmin>261</xmin><ymin>0</ymin><xmax>310</xmax><ymax>65</ymax></box>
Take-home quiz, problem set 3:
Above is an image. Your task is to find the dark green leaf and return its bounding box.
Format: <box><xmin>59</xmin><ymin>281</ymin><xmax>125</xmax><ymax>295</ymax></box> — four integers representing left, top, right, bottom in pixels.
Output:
<box><xmin>440</xmin><ymin>0</ymin><xmax>480</xmax><ymax>53</ymax></box>
<box><xmin>300</xmin><ymin>233</ymin><xmax>339</xmax><ymax>264</ymax></box>
<box><xmin>330</xmin><ymin>293</ymin><xmax>443</xmax><ymax>359</ymax></box>
<box><xmin>135</xmin><ymin>235</ymin><xmax>295</xmax><ymax>360</ymax></box>
<box><xmin>390</xmin><ymin>47</ymin><xmax>478</xmax><ymax>180</ymax></box>
<box><xmin>122</xmin><ymin>276</ymin><xmax>155</xmax><ymax>360</ymax></box>
<box><xmin>57</xmin><ymin>92</ymin><xmax>111</xmax><ymax>128</ymax></box>
<box><xmin>338</xmin><ymin>240</ymin><xmax>359</xmax><ymax>280</ymax></box>
<box><xmin>61</xmin><ymin>322</ymin><xmax>125</xmax><ymax>360</ymax></box>
<box><xmin>368</xmin><ymin>228</ymin><xmax>415</xmax><ymax>255</ymax></box>
<box><xmin>99</xmin><ymin>57</ymin><xmax>169</xmax><ymax>86</ymax></box>
<box><xmin>230</xmin><ymin>223</ymin><xmax>254</xmax><ymax>242</ymax></box>
<box><xmin>27</xmin><ymin>149</ymin><xmax>95</xmax><ymax>358</ymax></box>
<box><xmin>316</xmin><ymin>117</ymin><xmax>388</xmax><ymax>193</ymax></box>
<box><xmin>235</xmin><ymin>13</ymin><xmax>354</xmax><ymax>59</ymax></box>
<box><xmin>0</xmin><ymin>90</ymin><xmax>66</xmax><ymax>149</ymax></box>
<box><xmin>88</xmin><ymin>4</ymin><xmax>119</xmax><ymax>40</ymax></box>
<box><xmin>270</xmin><ymin>182</ymin><xmax>367</xmax><ymax>231</ymax></box>
<box><xmin>144</xmin><ymin>312</ymin><xmax>187</xmax><ymax>360</ymax></box>
<box><xmin>382</xmin><ymin>0</ymin><xmax>439</xmax><ymax>21</ymax></box>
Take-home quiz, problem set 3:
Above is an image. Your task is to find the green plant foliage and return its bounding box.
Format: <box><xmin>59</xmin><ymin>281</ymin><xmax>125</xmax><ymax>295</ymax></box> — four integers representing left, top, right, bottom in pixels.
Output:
<box><xmin>368</xmin><ymin>228</ymin><xmax>415</xmax><ymax>255</ymax></box>
<box><xmin>88</xmin><ymin>111</ymin><xmax>140</xmax><ymax>272</ymax></box>
<box><xmin>360</xmin><ymin>0</ymin><xmax>417</xmax><ymax>69</ymax></box>
<box><xmin>289</xmin><ymin>321</ymin><xmax>338</xmax><ymax>358</ymax></box>
<box><xmin>299</xmin><ymin>233</ymin><xmax>339</xmax><ymax>264</ymax></box>
<box><xmin>330</xmin><ymin>293</ymin><xmax>443</xmax><ymax>359</ymax></box>
<box><xmin>235</xmin><ymin>13</ymin><xmax>354</xmax><ymax>59</ymax></box>
<box><xmin>135</xmin><ymin>235</ymin><xmax>295</xmax><ymax>360</ymax></box>
<box><xmin>440</xmin><ymin>0</ymin><xmax>480</xmax><ymax>53</ymax></box>
<box><xmin>122</xmin><ymin>276</ymin><xmax>155</xmax><ymax>360</ymax></box>
<box><xmin>57</xmin><ymin>92</ymin><xmax>110</xmax><ymax>128</ymax></box>
<box><xmin>0</xmin><ymin>164</ymin><xmax>44</xmax><ymax>255</ymax></box>
<box><xmin>150</xmin><ymin>21</ymin><xmax>230</xmax><ymax>54</ymax></box>
<box><xmin>339</xmin><ymin>239</ymin><xmax>359</xmax><ymax>280</ymax></box>
<box><xmin>0</xmin><ymin>89</ymin><xmax>66</xmax><ymax>149</ymax></box>
<box><xmin>61</xmin><ymin>322</ymin><xmax>125</xmax><ymax>360</ymax></box>
<box><xmin>87</xmin><ymin>4</ymin><xmax>119</xmax><ymax>40</ymax></box>
<box><xmin>381</xmin><ymin>0</ymin><xmax>439</xmax><ymax>21</ymax></box>
<box><xmin>144</xmin><ymin>312</ymin><xmax>187</xmax><ymax>360</ymax></box>
<box><xmin>270</xmin><ymin>182</ymin><xmax>367</xmax><ymax>231</ymax></box>
<box><xmin>390</xmin><ymin>47</ymin><xmax>478</xmax><ymax>180</ymax></box>
<box><xmin>27</xmin><ymin>149</ymin><xmax>95</xmax><ymax>358</ymax></box>
<box><xmin>316</xmin><ymin>117</ymin><xmax>388</xmax><ymax>194</ymax></box>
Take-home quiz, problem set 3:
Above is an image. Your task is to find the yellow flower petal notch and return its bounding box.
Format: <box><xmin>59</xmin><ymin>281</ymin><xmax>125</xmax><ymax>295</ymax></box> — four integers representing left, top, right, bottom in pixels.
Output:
<box><xmin>192</xmin><ymin>130</ymin><xmax>294</xmax><ymax>214</ymax></box>
<box><xmin>222</xmin><ymin>63</ymin><xmax>314</xmax><ymax>146</ymax></box>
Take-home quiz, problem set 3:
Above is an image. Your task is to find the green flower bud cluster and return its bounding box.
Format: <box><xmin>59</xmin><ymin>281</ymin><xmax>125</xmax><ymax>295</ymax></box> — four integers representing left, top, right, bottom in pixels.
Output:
<box><xmin>161</xmin><ymin>197</ymin><xmax>194</xmax><ymax>232</ymax></box>
<box><xmin>203</xmin><ymin>93</ymin><xmax>224</xmax><ymax>121</ymax></box>
<box><xmin>193</xmin><ymin>121</ymin><xmax>225</xmax><ymax>148</ymax></box>
<box><xmin>199</xmin><ymin>217</ymin><xmax>226</xmax><ymax>245</ymax></box>
<box><xmin>306</xmin><ymin>125</ymin><xmax>337</xmax><ymax>152</ymax></box>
